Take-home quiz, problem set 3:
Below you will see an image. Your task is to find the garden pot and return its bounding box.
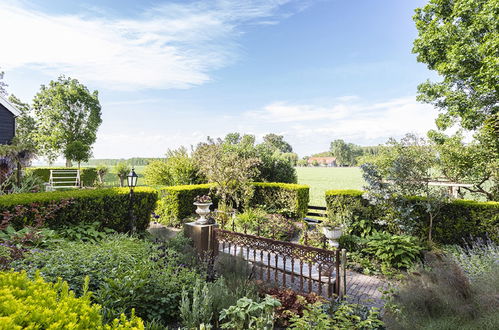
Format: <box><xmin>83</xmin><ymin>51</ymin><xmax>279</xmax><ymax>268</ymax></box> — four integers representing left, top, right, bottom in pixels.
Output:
<box><xmin>322</xmin><ymin>226</ymin><xmax>343</xmax><ymax>248</ymax></box>
<box><xmin>194</xmin><ymin>202</ymin><xmax>212</xmax><ymax>225</ymax></box>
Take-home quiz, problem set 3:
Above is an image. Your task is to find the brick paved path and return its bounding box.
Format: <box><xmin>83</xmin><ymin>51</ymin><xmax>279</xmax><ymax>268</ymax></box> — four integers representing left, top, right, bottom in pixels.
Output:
<box><xmin>344</xmin><ymin>270</ymin><xmax>391</xmax><ymax>309</ymax></box>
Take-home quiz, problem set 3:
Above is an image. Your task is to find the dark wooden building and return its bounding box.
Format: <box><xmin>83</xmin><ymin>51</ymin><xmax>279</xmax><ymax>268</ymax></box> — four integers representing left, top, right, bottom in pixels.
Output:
<box><xmin>0</xmin><ymin>95</ymin><xmax>20</xmax><ymax>145</ymax></box>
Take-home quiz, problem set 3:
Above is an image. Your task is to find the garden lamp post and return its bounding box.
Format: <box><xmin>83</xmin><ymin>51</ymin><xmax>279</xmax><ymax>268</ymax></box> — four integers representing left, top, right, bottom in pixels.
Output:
<box><xmin>127</xmin><ymin>168</ymin><xmax>138</xmax><ymax>233</ymax></box>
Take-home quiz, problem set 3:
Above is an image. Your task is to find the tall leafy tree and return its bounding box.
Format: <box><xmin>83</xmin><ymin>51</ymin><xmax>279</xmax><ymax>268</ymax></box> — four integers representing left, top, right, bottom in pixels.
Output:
<box><xmin>330</xmin><ymin>139</ymin><xmax>361</xmax><ymax>166</ymax></box>
<box><xmin>8</xmin><ymin>95</ymin><xmax>37</xmax><ymax>151</ymax></box>
<box><xmin>33</xmin><ymin>76</ymin><xmax>102</xmax><ymax>165</ymax></box>
<box><xmin>262</xmin><ymin>133</ymin><xmax>293</xmax><ymax>153</ymax></box>
<box><xmin>413</xmin><ymin>0</ymin><xmax>499</xmax><ymax>130</ymax></box>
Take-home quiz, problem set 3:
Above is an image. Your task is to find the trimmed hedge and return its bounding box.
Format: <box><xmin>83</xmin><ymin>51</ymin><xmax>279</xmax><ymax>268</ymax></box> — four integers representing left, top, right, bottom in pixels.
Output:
<box><xmin>251</xmin><ymin>182</ymin><xmax>309</xmax><ymax>220</ymax></box>
<box><xmin>325</xmin><ymin>189</ymin><xmax>499</xmax><ymax>244</ymax></box>
<box><xmin>156</xmin><ymin>182</ymin><xmax>309</xmax><ymax>227</ymax></box>
<box><xmin>0</xmin><ymin>187</ymin><xmax>158</xmax><ymax>232</ymax></box>
<box><xmin>156</xmin><ymin>184</ymin><xmax>214</xmax><ymax>227</ymax></box>
<box><xmin>26</xmin><ymin>167</ymin><xmax>98</xmax><ymax>187</ymax></box>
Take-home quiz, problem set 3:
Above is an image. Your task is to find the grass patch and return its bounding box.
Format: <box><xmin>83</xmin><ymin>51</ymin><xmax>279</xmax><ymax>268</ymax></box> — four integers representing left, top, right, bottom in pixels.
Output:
<box><xmin>296</xmin><ymin>167</ymin><xmax>364</xmax><ymax>206</ymax></box>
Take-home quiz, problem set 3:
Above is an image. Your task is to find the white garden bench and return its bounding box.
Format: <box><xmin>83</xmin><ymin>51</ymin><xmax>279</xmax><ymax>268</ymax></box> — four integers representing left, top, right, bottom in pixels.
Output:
<box><xmin>46</xmin><ymin>169</ymin><xmax>81</xmax><ymax>191</ymax></box>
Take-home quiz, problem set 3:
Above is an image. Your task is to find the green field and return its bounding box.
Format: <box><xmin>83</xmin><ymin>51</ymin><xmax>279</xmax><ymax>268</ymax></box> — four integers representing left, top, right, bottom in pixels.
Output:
<box><xmin>99</xmin><ymin>165</ymin><xmax>147</xmax><ymax>187</ymax></box>
<box><xmin>296</xmin><ymin>167</ymin><xmax>365</xmax><ymax>206</ymax></box>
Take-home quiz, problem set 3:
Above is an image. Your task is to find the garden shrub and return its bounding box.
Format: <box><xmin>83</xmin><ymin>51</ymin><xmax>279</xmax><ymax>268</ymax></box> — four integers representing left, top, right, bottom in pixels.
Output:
<box><xmin>156</xmin><ymin>184</ymin><xmax>214</xmax><ymax>227</ymax></box>
<box><xmin>0</xmin><ymin>187</ymin><xmax>158</xmax><ymax>232</ymax></box>
<box><xmin>156</xmin><ymin>182</ymin><xmax>309</xmax><ymax>226</ymax></box>
<box><xmin>219</xmin><ymin>296</ymin><xmax>281</xmax><ymax>330</ymax></box>
<box><xmin>384</xmin><ymin>252</ymin><xmax>499</xmax><ymax>330</ymax></box>
<box><xmin>234</xmin><ymin>211</ymin><xmax>298</xmax><ymax>241</ymax></box>
<box><xmin>326</xmin><ymin>189</ymin><xmax>499</xmax><ymax>244</ymax></box>
<box><xmin>0</xmin><ymin>270</ymin><xmax>144</xmax><ymax>329</ymax></box>
<box><xmin>288</xmin><ymin>301</ymin><xmax>383</xmax><ymax>329</ymax></box>
<box><xmin>13</xmin><ymin>235</ymin><xmax>199</xmax><ymax>325</ymax></box>
<box><xmin>26</xmin><ymin>167</ymin><xmax>98</xmax><ymax>187</ymax></box>
<box><xmin>250</xmin><ymin>182</ymin><xmax>309</xmax><ymax>219</ymax></box>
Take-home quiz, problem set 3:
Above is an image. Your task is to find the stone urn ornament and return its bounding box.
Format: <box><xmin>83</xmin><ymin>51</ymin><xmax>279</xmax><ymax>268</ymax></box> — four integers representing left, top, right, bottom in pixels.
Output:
<box><xmin>194</xmin><ymin>195</ymin><xmax>212</xmax><ymax>225</ymax></box>
<box><xmin>321</xmin><ymin>225</ymin><xmax>343</xmax><ymax>248</ymax></box>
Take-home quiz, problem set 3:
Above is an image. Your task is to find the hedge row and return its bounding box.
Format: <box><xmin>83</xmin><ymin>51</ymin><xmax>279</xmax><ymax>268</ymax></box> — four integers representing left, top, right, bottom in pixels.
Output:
<box><xmin>156</xmin><ymin>182</ymin><xmax>310</xmax><ymax>227</ymax></box>
<box><xmin>325</xmin><ymin>189</ymin><xmax>499</xmax><ymax>244</ymax></box>
<box><xmin>251</xmin><ymin>182</ymin><xmax>309</xmax><ymax>220</ymax></box>
<box><xmin>26</xmin><ymin>167</ymin><xmax>98</xmax><ymax>187</ymax></box>
<box><xmin>0</xmin><ymin>187</ymin><xmax>158</xmax><ymax>232</ymax></box>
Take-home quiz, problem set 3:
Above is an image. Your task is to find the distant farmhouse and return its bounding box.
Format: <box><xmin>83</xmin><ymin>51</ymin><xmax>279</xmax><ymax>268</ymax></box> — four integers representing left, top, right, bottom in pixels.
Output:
<box><xmin>307</xmin><ymin>156</ymin><xmax>337</xmax><ymax>167</ymax></box>
<box><xmin>0</xmin><ymin>95</ymin><xmax>20</xmax><ymax>145</ymax></box>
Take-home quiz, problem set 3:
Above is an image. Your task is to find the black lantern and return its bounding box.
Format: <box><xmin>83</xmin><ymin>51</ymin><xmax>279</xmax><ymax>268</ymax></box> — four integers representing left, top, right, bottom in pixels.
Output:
<box><xmin>127</xmin><ymin>168</ymin><xmax>138</xmax><ymax>188</ymax></box>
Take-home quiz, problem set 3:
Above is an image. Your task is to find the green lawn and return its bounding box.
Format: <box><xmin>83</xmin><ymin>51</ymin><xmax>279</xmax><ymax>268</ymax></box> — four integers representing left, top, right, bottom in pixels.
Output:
<box><xmin>296</xmin><ymin>167</ymin><xmax>365</xmax><ymax>206</ymax></box>
<box><xmin>95</xmin><ymin>165</ymin><xmax>147</xmax><ymax>187</ymax></box>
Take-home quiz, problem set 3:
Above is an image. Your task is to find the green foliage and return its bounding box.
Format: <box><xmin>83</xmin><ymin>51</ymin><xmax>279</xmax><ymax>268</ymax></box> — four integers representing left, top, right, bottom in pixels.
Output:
<box><xmin>57</xmin><ymin>221</ymin><xmax>116</xmax><ymax>243</ymax></box>
<box><xmin>326</xmin><ymin>189</ymin><xmax>499</xmax><ymax>245</ymax></box>
<box><xmin>0</xmin><ymin>271</ymin><xmax>144</xmax><ymax>329</ymax></box>
<box><xmin>26</xmin><ymin>166</ymin><xmax>98</xmax><ymax>187</ymax></box>
<box><xmin>13</xmin><ymin>235</ymin><xmax>199</xmax><ymax>325</ymax></box>
<box><xmin>8</xmin><ymin>94</ymin><xmax>37</xmax><ymax>152</ymax></box>
<box><xmin>363</xmin><ymin>232</ymin><xmax>423</xmax><ymax>270</ymax></box>
<box><xmin>234</xmin><ymin>209</ymin><xmax>298</xmax><ymax>241</ymax></box>
<box><xmin>413</xmin><ymin>0</ymin><xmax>498</xmax><ymax>130</ymax></box>
<box><xmin>114</xmin><ymin>162</ymin><xmax>131</xmax><ymax>187</ymax></box>
<box><xmin>219</xmin><ymin>296</ymin><xmax>281</xmax><ymax>330</ymax></box>
<box><xmin>32</xmin><ymin>76</ymin><xmax>102</xmax><ymax>163</ymax></box>
<box><xmin>180</xmin><ymin>279</ymin><xmax>214</xmax><ymax>328</ymax></box>
<box><xmin>262</xmin><ymin>133</ymin><xmax>293</xmax><ymax>153</ymax></box>
<box><xmin>446</xmin><ymin>238</ymin><xmax>499</xmax><ymax>281</ymax></box>
<box><xmin>156</xmin><ymin>184</ymin><xmax>213</xmax><ymax>227</ymax></box>
<box><xmin>330</xmin><ymin>139</ymin><xmax>363</xmax><ymax>166</ymax></box>
<box><xmin>289</xmin><ymin>301</ymin><xmax>383</xmax><ymax>330</ymax></box>
<box><xmin>64</xmin><ymin>140</ymin><xmax>92</xmax><ymax>168</ymax></box>
<box><xmin>96</xmin><ymin>164</ymin><xmax>109</xmax><ymax>184</ymax></box>
<box><xmin>251</xmin><ymin>182</ymin><xmax>309</xmax><ymax>220</ymax></box>
<box><xmin>156</xmin><ymin>182</ymin><xmax>308</xmax><ymax>226</ymax></box>
<box><xmin>144</xmin><ymin>147</ymin><xmax>202</xmax><ymax>186</ymax></box>
<box><xmin>0</xmin><ymin>187</ymin><xmax>158</xmax><ymax>232</ymax></box>
<box><xmin>384</xmin><ymin>252</ymin><xmax>499</xmax><ymax>329</ymax></box>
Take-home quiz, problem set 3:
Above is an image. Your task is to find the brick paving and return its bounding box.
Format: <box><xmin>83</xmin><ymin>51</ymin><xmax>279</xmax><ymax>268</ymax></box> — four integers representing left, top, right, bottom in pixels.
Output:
<box><xmin>344</xmin><ymin>270</ymin><xmax>391</xmax><ymax>309</ymax></box>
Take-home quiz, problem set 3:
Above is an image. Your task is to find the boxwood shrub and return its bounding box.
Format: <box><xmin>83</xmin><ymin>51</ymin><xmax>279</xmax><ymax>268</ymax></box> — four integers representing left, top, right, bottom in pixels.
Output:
<box><xmin>156</xmin><ymin>182</ymin><xmax>309</xmax><ymax>227</ymax></box>
<box><xmin>26</xmin><ymin>167</ymin><xmax>98</xmax><ymax>187</ymax></box>
<box><xmin>0</xmin><ymin>187</ymin><xmax>158</xmax><ymax>232</ymax></box>
<box><xmin>156</xmin><ymin>184</ymin><xmax>215</xmax><ymax>227</ymax></box>
<box><xmin>251</xmin><ymin>182</ymin><xmax>309</xmax><ymax>220</ymax></box>
<box><xmin>325</xmin><ymin>190</ymin><xmax>499</xmax><ymax>244</ymax></box>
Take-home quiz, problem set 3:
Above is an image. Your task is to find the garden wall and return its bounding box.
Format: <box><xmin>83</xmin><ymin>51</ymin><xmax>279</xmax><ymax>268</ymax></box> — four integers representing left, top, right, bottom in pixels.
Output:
<box><xmin>0</xmin><ymin>187</ymin><xmax>158</xmax><ymax>232</ymax></box>
<box><xmin>26</xmin><ymin>167</ymin><xmax>98</xmax><ymax>187</ymax></box>
<box><xmin>325</xmin><ymin>189</ymin><xmax>499</xmax><ymax>244</ymax></box>
<box><xmin>156</xmin><ymin>182</ymin><xmax>309</xmax><ymax>227</ymax></box>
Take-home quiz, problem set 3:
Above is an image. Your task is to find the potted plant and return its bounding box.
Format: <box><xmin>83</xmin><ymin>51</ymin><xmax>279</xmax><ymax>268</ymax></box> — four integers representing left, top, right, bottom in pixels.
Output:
<box><xmin>321</xmin><ymin>212</ymin><xmax>351</xmax><ymax>248</ymax></box>
<box><xmin>194</xmin><ymin>195</ymin><xmax>213</xmax><ymax>225</ymax></box>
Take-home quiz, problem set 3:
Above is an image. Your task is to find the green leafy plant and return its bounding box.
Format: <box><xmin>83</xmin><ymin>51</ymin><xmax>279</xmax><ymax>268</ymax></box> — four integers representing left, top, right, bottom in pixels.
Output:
<box><xmin>180</xmin><ymin>279</ymin><xmax>213</xmax><ymax>329</ymax></box>
<box><xmin>219</xmin><ymin>296</ymin><xmax>281</xmax><ymax>330</ymax></box>
<box><xmin>0</xmin><ymin>270</ymin><xmax>144</xmax><ymax>329</ymax></box>
<box><xmin>114</xmin><ymin>162</ymin><xmax>131</xmax><ymax>187</ymax></box>
<box><xmin>363</xmin><ymin>232</ymin><xmax>423</xmax><ymax>270</ymax></box>
<box><xmin>13</xmin><ymin>235</ymin><xmax>199</xmax><ymax>325</ymax></box>
<box><xmin>289</xmin><ymin>301</ymin><xmax>383</xmax><ymax>330</ymax></box>
<box><xmin>57</xmin><ymin>221</ymin><xmax>116</xmax><ymax>243</ymax></box>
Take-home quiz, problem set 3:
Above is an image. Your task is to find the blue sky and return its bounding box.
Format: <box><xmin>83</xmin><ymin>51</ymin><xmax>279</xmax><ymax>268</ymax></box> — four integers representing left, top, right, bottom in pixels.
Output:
<box><xmin>0</xmin><ymin>0</ymin><xmax>440</xmax><ymax>159</ymax></box>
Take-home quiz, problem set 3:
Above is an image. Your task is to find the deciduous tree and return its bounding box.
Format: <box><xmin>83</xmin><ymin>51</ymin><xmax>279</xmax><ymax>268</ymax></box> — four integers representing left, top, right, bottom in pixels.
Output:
<box><xmin>413</xmin><ymin>0</ymin><xmax>499</xmax><ymax>130</ymax></box>
<box><xmin>32</xmin><ymin>76</ymin><xmax>102</xmax><ymax>165</ymax></box>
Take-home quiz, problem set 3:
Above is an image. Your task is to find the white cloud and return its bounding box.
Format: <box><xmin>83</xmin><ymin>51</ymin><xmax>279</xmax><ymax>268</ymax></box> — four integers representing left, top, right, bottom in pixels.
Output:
<box><xmin>0</xmin><ymin>0</ymin><xmax>298</xmax><ymax>90</ymax></box>
<box><xmin>84</xmin><ymin>95</ymin><xmax>439</xmax><ymax>159</ymax></box>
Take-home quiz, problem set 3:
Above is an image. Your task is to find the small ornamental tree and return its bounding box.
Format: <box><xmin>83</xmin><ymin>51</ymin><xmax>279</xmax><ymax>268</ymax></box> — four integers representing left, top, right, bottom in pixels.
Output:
<box><xmin>361</xmin><ymin>134</ymin><xmax>449</xmax><ymax>244</ymax></box>
<box><xmin>194</xmin><ymin>142</ymin><xmax>260</xmax><ymax>211</ymax></box>
<box><xmin>114</xmin><ymin>162</ymin><xmax>131</xmax><ymax>187</ymax></box>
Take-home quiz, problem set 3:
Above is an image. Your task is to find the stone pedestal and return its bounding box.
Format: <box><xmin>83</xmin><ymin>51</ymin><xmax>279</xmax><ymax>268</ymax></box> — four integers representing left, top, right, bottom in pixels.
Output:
<box><xmin>184</xmin><ymin>222</ymin><xmax>219</xmax><ymax>256</ymax></box>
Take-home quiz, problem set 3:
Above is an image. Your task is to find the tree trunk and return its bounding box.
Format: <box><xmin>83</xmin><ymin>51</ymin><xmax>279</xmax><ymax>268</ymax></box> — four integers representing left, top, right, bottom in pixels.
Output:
<box><xmin>428</xmin><ymin>212</ymin><xmax>433</xmax><ymax>243</ymax></box>
<box><xmin>66</xmin><ymin>159</ymin><xmax>73</xmax><ymax>168</ymax></box>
